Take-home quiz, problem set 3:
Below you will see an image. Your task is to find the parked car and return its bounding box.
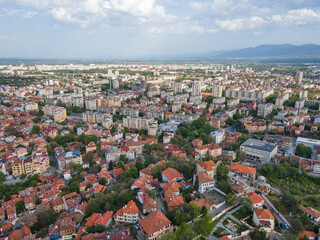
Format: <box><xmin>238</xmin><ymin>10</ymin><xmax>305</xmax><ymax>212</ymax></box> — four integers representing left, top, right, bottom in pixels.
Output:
<box><xmin>279</xmin><ymin>223</ymin><xmax>285</xmax><ymax>230</ymax></box>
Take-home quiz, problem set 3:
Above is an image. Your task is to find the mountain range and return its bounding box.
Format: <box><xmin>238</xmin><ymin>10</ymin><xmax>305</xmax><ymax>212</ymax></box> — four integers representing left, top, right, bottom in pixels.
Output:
<box><xmin>193</xmin><ymin>44</ymin><xmax>320</xmax><ymax>59</ymax></box>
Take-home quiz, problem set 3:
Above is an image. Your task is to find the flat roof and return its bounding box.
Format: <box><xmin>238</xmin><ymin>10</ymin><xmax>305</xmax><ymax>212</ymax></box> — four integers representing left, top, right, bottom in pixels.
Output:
<box><xmin>241</xmin><ymin>139</ymin><xmax>277</xmax><ymax>152</ymax></box>
<box><xmin>297</xmin><ymin>137</ymin><xmax>320</xmax><ymax>146</ymax></box>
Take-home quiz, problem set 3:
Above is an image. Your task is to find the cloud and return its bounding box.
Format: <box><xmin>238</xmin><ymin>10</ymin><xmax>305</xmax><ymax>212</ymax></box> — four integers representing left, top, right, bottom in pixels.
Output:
<box><xmin>22</xmin><ymin>10</ymin><xmax>37</xmax><ymax>18</ymax></box>
<box><xmin>215</xmin><ymin>16</ymin><xmax>265</xmax><ymax>31</ymax></box>
<box><xmin>270</xmin><ymin>9</ymin><xmax>320</xmax><ymax>26</ymax></box>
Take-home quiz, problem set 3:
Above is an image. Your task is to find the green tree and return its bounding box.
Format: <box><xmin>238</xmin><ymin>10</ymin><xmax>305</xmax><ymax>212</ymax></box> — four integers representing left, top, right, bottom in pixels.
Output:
<box><xmin>15</xmin><ymin>200</ymin><xmax>25</xmax><ymax>214</ymax></box>
<box><xmin>249</xmin><ymin>230</ymin><xmax>267</xmax><ymax>240</ymax></box>
<box><xmin>86</xmin><ymin>182</ymin><xmax>93</xmax><ymax>190</ymax></box>
<box><xmin>295</xmin><ymin>144</ymin><xmax>313</xmax><ymax>158</ymax></box>
<box><xmin>226</xmin><ymin>193</ymin><xmax>236</xmax><ymax>205</ymax></box>
<box><xmin>240</xmin><ymin>197</ymin><xmax>252</xmax><ymax>213</ymax></box>
<box><xmin>99</xmin><ymin>178</ymin><xmax>107</xmax><ymax>185</ymax></box>
<box><xmin>31</xmin><ymin>125</ymin><xmax>41</xmax><ymax>135</ymax></box>
<box><xmin>193</xmin><ymin>214</ymin><xmax>214</xmax><ymax>237</ymax></box>
<box><xmin>0</xmin><ymin>172</ymin><xmax>5</xmax><ymax>183</ymax></box>
<box><xmin>94</xmin><ymin>224</ymin><xmax>106</xmax><ymax>233</ymax></box>
<box><xmin>20</xmin><ymin>173</ymin><xmax>27</xmax><ymax>179</ymax></box>
<box><xmin>110</xmin><ymin>127</ymin><xmax>116</xmax><ymax>133</ymax></box>
<box><xmin>175</xmin><ymin>222</ymin><xmax>194</xmax><ymax>240</ymax></box>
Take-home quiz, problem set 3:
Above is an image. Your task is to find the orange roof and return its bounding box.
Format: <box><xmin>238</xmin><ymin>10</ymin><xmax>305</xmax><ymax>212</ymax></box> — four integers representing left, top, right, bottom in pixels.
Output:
<box><xmin>243</xmin><ymin>192</ymin><xmax>264</xmax><ymax>205</ymax></box>
<box><xmin>197</xmin><ymin>171</ymin><xmax>214</xmax><ymax>184</ymax></box>
<box><xmin>197</xmin><ymin>160</ymin><xmax>216</xmax><ymax>172</ymax></box>
<box><xmin>162</xmin><ymin>168</ymin><xmax>183</xmax><ymax>182</ymax></box>
<box><xmin>164</xmin><ymin>181</ymin><xmax>182</xmax><ymax>196</ymax></box>
<box><xmin>165</xmin><ymin>195</ymin><xmax>184</xmax><ymax>207</ymax></box>
<box><xmin>143</xmin><ymin>198</ymin><xmax>157</xmax><ymax>210</ymax></box>
<box><xmin>139</xmin><ymin>210</ymin><xmax>171</xmax><ymax>236</ymax></box>
<box><xmin>298</xmin><ymin>231</ymin><xmax>318</xmax><ymax>239</ymax></box>
<box><xmin>85</xmin><ymin>211</ymin><xmax>113</xmax><ymax>227</ymax></box>
<box><xmin>300</xmin><ymin>205</ymin><xmax>320</xmax><ymax>219</ymax></box>
<box><xmin>229</xmin><ymin>163</ymin><xmax>256</xmax><ymax>176</ymax></box>
<box><xmin>114</xmin><ymin>200</ymin><xmax>140</xmax><ymax>219</ymax></box>
<box><xmin>254</xmin><ymin>208</ymin><xmax>274</xmax><ymax>220</ymax></box>
<box><xmin>190</xmin><ymin>198</ymin><xmax>212</xmax><ymax>209</ymax></box>
<box><xmin>112</xmin><ymin>168</ymin><xmax>124</xmax><ymax>177</ymax></box>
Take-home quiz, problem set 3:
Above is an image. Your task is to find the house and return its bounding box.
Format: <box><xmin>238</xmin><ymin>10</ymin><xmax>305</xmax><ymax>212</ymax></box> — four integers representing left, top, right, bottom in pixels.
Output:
<box><xmin>114</xmin><ymin>200</ymin><xmax>140</xmax><ymax>223</ymax></box>
<box><xmin>298</xmin><ymin>231</ymin><xmax>318</xmax><ymax>240</ymax></box>
<box><xmin>164</xmin><ymin>181</ymin><xmax>182</xmax><ymax>197</ymax></box>
<box><xmin>51</xmin><ymin>197</ymin><xmax>65</xmax><ymax>213</ymax></box>
<box><xmin>208</xmin><ymin>143</ymin><xmax>222</xmax><ymax>157</ymax></box>
<box><xmin>0</xmin><ymin>208</ymin><xmax>5</xmax><ymax>221</ymax></box>
<box><xmin>85</xmin><ymin>211</ymin><xmax>113</xmax><ymax>228</ymax></box>
<box><xmin>143</xmin><ymin>198</ymin><xmax>157</xmax><ymax>214</ymax></box>
<box><xmin>165</xmin><ymin>195</ymin><xmax>184</xmax><ymax>210</ymax></box>
<box><xmin>162</xmin><ymin>168</ymin><xmax>184</xmax><ymax>183</ymax></box>
<box><xmin>8</xmin><ymin>225</ymin><xmax>32</xmax><ymax>240</ymax></box>
<box><xmin>86</xmin><ymin>142</ymin><xmax>97</xmax><ymax>153</ymax></box>
<box><xmin>229</xmin><ymin>163</ymin><xmax>256</xmax><ymax>179</ymax></box>
<box><xmin>196</xmin><ymin>160</ymin><xmax>217</xmax><ymax>178</ymax></box>
<box><xmin>243</xmin><ymin>192</ymin><xmax>264</xmax><ymax>208</ymax></box>
<box><xmin>253</xmin><ymin>208</ymin><xmax>274</xmax><ymax>232</ymax></box>
<box><xmin>131</xmin><ymin>175</ymin><xmax>153</xmax><ymax>190</ymax></box>
<box><xmin>300</xmin><ymin>205</ymin><xmax>320</xmax><ymax>222</ymax></box>
<box><xmin>140</xmin><ymin>210</ymin><xmax>173</xmax><ymax>240</ymax></box>
<box><xmin>110</xmin><ymin>167</ymin><xmax>124</xmax><ymax>180</ymax></box>
<box><xmin>194</xmin><ymin>171</ymin><xmax>215</xmax><ymax>193</ymax></box>
<box><xmin>190</xmin><ymin>198</ymin><xmax>214</xmax><ymax>210</ymax></box>
<box><xmin>62</xmin><ymin>192</ymin><xmax>81</xmax><ymax>211</ymax></box>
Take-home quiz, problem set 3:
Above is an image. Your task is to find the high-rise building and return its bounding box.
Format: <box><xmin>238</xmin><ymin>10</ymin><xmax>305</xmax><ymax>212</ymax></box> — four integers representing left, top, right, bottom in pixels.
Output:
<box><xmin>113</xmin><ymin>79</ymin><xmax>119</xmax><ymax>89</ymax></box>
<box><xmin>212</xmin><ymin>85</ymin><xmax>223</xmax><ymax>97</ymax></box>
<box><xmin>173</xmin><ymin>82</ymin><xmax>183</xmax><ymax>95</ymax></box>
<box><xmin>295</xmin><ymin>72</ymin><xmax>303</xmax><ymax>83</ymax></box>
<box><xmin>299</xmin><ymin>90</ymin><xmax>308</xmax><ymax>99</ymax></box>
<box><xmin>140</xmin><ymin>79</ymin><xmax>147</xmax><ymax>90</ymax></box>
<box><xmin>191</xmin><ymin>82</ymin><xmax>201</xmax><ymax>96</ymax></box>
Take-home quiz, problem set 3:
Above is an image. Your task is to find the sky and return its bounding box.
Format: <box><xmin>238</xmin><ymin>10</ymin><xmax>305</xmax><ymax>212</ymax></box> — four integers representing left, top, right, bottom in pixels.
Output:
<box><xmin>1</xmin><ymin>0</ymin><xmax>320</xmax><ymax>58</ymax></box>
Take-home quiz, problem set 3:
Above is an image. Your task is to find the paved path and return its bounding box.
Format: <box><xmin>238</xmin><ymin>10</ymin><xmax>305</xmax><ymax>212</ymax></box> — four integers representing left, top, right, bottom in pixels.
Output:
<box><xmin>210</xmin><ymin>205</ymin><xmax>242</xmax><ymax>239</ymax></box>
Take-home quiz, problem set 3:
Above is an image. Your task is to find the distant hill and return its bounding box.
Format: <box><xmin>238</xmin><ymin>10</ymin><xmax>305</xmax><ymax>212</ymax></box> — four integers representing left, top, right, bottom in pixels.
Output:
<box><xmin>203</xmin><ymin>44</ymin><xmax>320</xmax><ymax>59</ymax></box>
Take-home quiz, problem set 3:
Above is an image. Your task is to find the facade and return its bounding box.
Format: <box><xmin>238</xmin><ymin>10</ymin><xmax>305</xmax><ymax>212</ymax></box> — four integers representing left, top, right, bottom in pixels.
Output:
<box><xmin>240</xmin><ymin>139</ymin><xmax>278</xmax><ymax>164</ymax></box>
<box><xmin>114</xmin><ymin>200</ymin><xmax>140</xmax><ymax>224</ymax></box>
<box><xmin>43</xmin><ymin>106</ymin><xmax>67</xmax><ymax>123</ymax></box>
<box><xmin>258</xmin><ymin>103</ymin><xmax>273</xmax><ymax>117</ymax></box>
<box><xmin>140</xmin><ymin>210</ymin><xmax>172</xmax><ymax>240</ymax></box>
<box><xmin>212</xmin><ymin>85</ymin><xmax>223</xmax><ymax>98</ymax></box>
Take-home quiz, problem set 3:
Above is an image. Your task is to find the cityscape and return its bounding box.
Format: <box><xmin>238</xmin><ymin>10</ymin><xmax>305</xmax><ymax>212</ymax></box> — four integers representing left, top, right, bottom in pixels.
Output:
<box><xmin>1</xmin><ymin>1</ymin><xmax>320</xmax><ymax>240</ymax></box>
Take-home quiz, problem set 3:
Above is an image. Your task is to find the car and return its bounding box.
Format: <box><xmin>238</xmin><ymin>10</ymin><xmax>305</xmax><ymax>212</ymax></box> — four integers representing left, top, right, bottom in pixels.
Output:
<box><xmin>284</xmin><ymin>223</ymin><xmax>289</xmax><ymax>230</ymax></box>
<box><xmin>255</xmin><ymin>190</ymin><xmax>262</xmax><ymax>195</ymax></box>
<box><xmin>279</xmin><ymin>223</ymin><xmax>285</xmax><ymax>230</ymax></box>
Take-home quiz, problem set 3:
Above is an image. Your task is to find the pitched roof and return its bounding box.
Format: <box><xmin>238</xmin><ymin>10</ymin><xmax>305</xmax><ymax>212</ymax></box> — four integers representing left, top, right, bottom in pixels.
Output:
<box><xmin>143</xmin><ymin>198</ymin><xmax>157</xmax><ymax>211</ymax></box>
<box><xmin>190</xmin><ymin>198</ymin><xmax>213</xmax><ymax>209</ymax></box>
<box><xmin>162</xmin><ymin>168</ymin><xmax>183</xmax><ymax>182</ymax></box>
<box><xmin>165</xmin><ymin>196</ymin><xmax>184</xmax><ymax>207</ymax></box>
<box><xmin>139</xmin><ymin>210</ymin><xmax>171</xmax><ymax>236</ymax></box>
<box><xmin>298</xmin><ymin>230</ymin><xmax>318</xmax><ymax>239</ymax></box>
<box><xmin>114</xmin><ymin>200</ymin><xmax>140</xmax><ymax>219</ymax></box>
<box><xmin>243</xmin><ymin>192</ymin><xmax>264</xmax><ymax>205</ymax></box>
<box><xmin>229</xmin><ymin>163</ymin><xmax>256</xmax><ymax>176</ymax></box>
<box><xmin>300</xmin><ymin>205</ymin><xmax>320</xmax><ymax>219</ymax></box>
<box><xmin>197</xmin><ymin>171</ymin><xmax>214</xmax><ymax>184</ymax></box>
<box><xmin>197</xmin><ymin>160</ymin><xmax>216</xmax><ymax>172</ymax></box>
<box><xmin>254</xmin><ymin>208</ymin><xmax>274</xmax><ymax>220</ymax></box>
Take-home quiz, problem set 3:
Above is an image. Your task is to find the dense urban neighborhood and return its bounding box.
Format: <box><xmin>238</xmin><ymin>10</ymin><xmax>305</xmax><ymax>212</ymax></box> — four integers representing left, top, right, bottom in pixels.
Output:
<box><xmin>0</xmin><ymin>62</ymin><xmax>320</xmax><ymax>240</ymax></box>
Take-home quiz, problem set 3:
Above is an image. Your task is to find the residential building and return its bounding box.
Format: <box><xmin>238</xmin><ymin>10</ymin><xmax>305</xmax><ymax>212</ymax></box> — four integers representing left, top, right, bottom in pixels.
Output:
<box><xmin>162</xmin><ymin>168</ymin><xmax>184</xmax><ymax>183</ymax></box>
<box><xmin>140</xmin><ymin>210</ymin><xmax>172</xmax><ymax>240</ymax></box>
<box><xmin>43</xmin><ymin>106</ymin><xmax>67</xmax><ymax>122</ymax></box>
<box><xmin>229</xmin><ymin>163</ymin><xmax>256</xmax><ymax>179</ymax></box>
<box><xmin>114</xmin><ymin>200</ymin><xmax>140</xmax><ymax>224</ymax></box>
<box><xmin>253</xmin><ymin>208</ymin><xmax>274</xmax><ymax>232</ymax></box>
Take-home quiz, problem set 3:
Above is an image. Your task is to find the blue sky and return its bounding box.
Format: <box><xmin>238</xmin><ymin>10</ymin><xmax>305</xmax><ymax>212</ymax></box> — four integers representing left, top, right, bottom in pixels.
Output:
<box><xmin>1</xmin><ymin>0</ymin><xmax>320</xmax><ymax>58</ymax></box>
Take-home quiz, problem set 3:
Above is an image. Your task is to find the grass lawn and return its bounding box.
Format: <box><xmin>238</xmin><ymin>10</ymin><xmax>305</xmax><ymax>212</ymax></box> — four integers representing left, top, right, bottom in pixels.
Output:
<box><xmin>222</xmin><ymin>218</ymin><xmax>248</xmax><ymax>234</ymax></box>
<box><xmin>214</xmin><ymin>227</ymin><xmax>228</xmax><ymax>238</ymax></box>
<box><xmin>232</xmin><ymin>207</ymin><xmax>252</xmax><ymax>220</ymax></box>
<box><xmin>212</xmin><ymin>212</ymin><xmax>227</xmax><ymax>229</ymax></box>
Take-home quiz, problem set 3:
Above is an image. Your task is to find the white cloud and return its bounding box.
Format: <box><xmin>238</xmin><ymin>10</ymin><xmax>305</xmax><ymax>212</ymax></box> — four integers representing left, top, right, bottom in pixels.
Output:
<box><xmin>215</xmin><ymin>16</ymin><xmax>265</xmax><ymax>31</ymax></box>
<box><xmin>22</xmin><ymin>10</ymin><xmax>37</xmax><ymax>18</ymax></box>
<box><xmin>270</xmin><ymin>9</ymin><xmax>320</xmax><ymax>26</ymax></box>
